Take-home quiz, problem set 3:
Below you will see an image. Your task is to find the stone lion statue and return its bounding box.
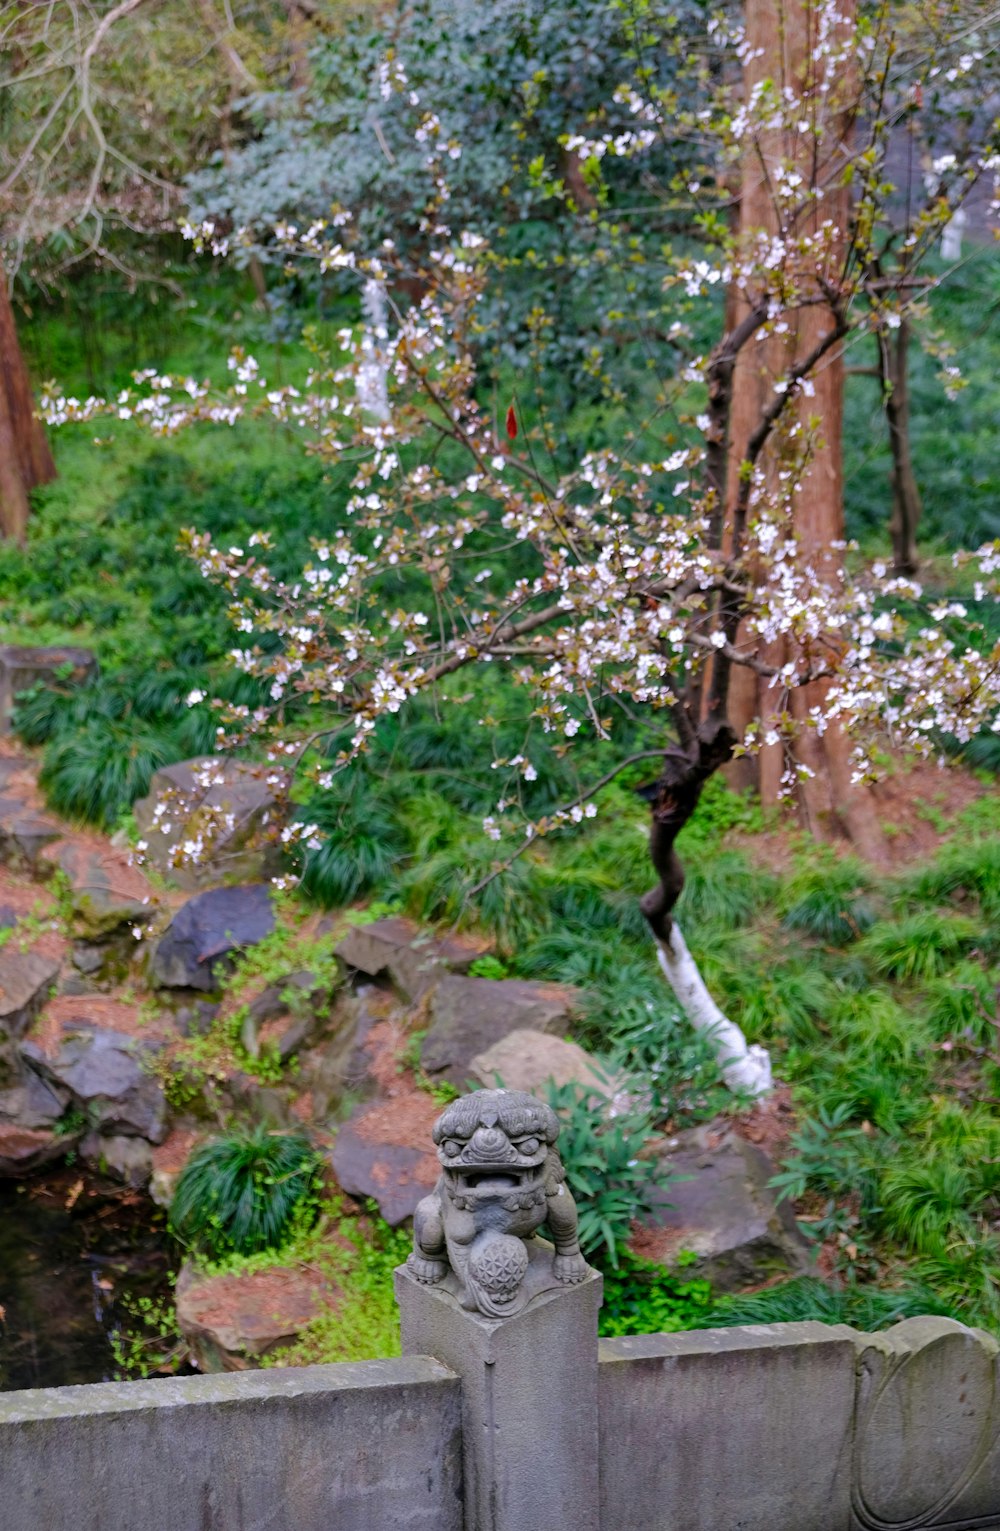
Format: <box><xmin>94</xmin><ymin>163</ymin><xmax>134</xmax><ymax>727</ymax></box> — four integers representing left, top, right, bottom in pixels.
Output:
<box><xmin>407</xmin><ymin>1088</ymin><xmax>590</xmax><ymax>1317</ymax></box>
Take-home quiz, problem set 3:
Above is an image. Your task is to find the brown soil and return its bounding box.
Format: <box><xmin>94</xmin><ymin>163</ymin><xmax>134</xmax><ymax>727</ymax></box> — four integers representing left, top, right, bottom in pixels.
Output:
<box><xmin>0</xmin><ymin>865</ymin><xmax>56</xmax><ymax>918</ymax></box>
<box><xmin>151</xmin><ymin>1125</ymin><xmax>202</xmax><ymax>1177</ymax></box>
<box><xmin>363</xmin><ymin>1016</ymin><xmax>417</xmax><ymax>1096</ymax></box>
<box><xmin>349</xmin><ymin>1016</ymin><xmax>442</xmax><ymax>1152</ymax></box>
<box><xmin>731</xmin><ymin>759</ymin><xmax>987</xmax><ymax>877</ymax></box>
<box><xmin>352</xmin><ymin>1092</ymin><xmax>440</xmax><ymax>1154</ymax></box>
<box><xmin>0</xmin><ymin>866</ymin><xmax>66</xmax><ymax>963</ymax></box>
<box><xmin>732</xmin><ymin>1082</ymin><xmax>797</xmax><ymax>1161</ymax></box>
<box><xmin>290</xmin><ymin>1090</ymin><xmax>315</xmax><ymax>1124</ymax></box>
<box><xmin>29</xmin><ymin>993</ymin><xmax>174</xmax><ymax>1057</ymax></box>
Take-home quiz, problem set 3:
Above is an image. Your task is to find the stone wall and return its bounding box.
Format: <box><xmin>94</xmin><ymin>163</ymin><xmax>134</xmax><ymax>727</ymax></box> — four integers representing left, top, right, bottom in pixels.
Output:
<box><xmin>0</xmin><ymin>1357</ymin><xmax>463</xmax><ymax>1531</ymax></box>
<box><xmin>599</xmin><ymin>1315</ymin><xmax>1000</xmax><ymax>1531</ymax></box>
<box><xmin>3</xmin><ymin>1313</ymin><xmax>1000</xmax><ymax>1531</ymax></box>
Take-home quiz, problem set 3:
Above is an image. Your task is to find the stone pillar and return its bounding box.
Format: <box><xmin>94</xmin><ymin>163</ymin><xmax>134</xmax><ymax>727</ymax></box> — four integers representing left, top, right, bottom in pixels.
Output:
<box><xmin>396</xmin><ymin>1259</ymin><xmax>603</xmax><ymax>1531</ymax></box>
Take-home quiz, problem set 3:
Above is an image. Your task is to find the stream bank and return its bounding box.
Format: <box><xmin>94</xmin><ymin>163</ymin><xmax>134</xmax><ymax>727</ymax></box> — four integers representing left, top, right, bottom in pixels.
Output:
<box><xmin>0</xmin><ymin>1169</ymin><xmax>177</xmax><ymax>1391</ymax></box>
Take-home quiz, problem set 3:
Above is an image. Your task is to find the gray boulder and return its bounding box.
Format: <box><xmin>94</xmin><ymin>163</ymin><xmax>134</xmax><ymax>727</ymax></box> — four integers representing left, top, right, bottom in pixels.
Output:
<box><xmin>134</xmin><ymin>757</ymin><xmax>283</xmax><ymax>889</ymax></box>
<box><xmin>0</xmin><ymin>644</ymin><xmax>96</xmax><ymax>732</ymax></box>
<box><xmin>335</xmin><ymin>916</ymin><xmax>492</xmax><ymax>1002</ymax></box>
<box><xmin>31</xmin><ymin>1028</ymin><xmax>167</xmax><ymax>1143</ymax></box>
<box><xmin>331</xmin><ymin>1094</ymin><xmax>440</xmax><ymax>1226</ymax></box>
<box><xmin>80</xmin><ymin>1130</ymin><xmax>154</xmax><ymax>1187</ymax></box>
<box><xmin>421</xmin><ymin>976</ymin><xmax>579</xmax><ymax>1086</ymax></box>
<box><xmin>630</xmin><ymin>1123</ymin><xmax>811</xmax><ymax>1291</ymax></box>
<box><xmin>0</xmin><ymin>811</ymin><xmax>63</xmax><ymax>869</ymax></box>
<box><xmin>0</xmin><ymin>1064</ymin><xmax>69</xmax><ymax>1129</ymax></box>
<box><xmin>469</xmin><ymin>1028</ymin><xmax>617</xmax><ymax>1099</ymax></box>
<box><xmin>0</xmin><ymin>950</ymin><xmax>60</xmax><ymax>1040</ymax></box>
<box><xmin>150</xmin><ymin>884</ymin><xmax>275</xmax><ymax>992</ymax></box>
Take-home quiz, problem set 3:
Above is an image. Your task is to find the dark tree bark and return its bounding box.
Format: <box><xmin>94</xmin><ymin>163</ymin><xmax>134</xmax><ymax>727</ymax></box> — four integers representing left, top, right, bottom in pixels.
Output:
<box><xmin>0</xmin><ymin>279</ymin><xmax>56</xmax><ymax>542</ymax></box>
<box><xmin>879</xmin><ymin>315</ymin><xmax>923</xmax><ymax>577</ymax></box>
<box><xmin>639</xmin><ymin>719</ymin><xmax>737</xmax><ymax>941</ymax></box>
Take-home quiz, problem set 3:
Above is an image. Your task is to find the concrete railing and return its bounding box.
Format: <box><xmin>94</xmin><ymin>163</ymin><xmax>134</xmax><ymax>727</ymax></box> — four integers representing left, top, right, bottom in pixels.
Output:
<box><xmin>5</xmin><ymin>1088</ymin><xmax>999</xmax><ymax>1531</ymax></box>
<box><xmin>3</xmin><ymin>1306</ymin><xmax>1000</xmax><ymax>1531</ymax></box>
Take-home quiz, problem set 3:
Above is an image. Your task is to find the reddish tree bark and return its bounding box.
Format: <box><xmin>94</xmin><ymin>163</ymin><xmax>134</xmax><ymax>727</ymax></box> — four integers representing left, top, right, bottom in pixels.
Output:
<box><xmin>0</xmin><ymin>280</ymin><xmax>56</xmax><ymax>541</ymax></box>
<box><xmin>720</xmin><ymin>0</ymin><xmax>886</xmax><ymax>860</ymax></box>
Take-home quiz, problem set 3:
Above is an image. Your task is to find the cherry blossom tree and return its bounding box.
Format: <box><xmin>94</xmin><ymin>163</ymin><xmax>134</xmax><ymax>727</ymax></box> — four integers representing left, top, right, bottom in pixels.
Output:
<box><xmin>42</xmin><ymin>3</ymin><xmax>1000</xmax><ymax>1093</ymax></box>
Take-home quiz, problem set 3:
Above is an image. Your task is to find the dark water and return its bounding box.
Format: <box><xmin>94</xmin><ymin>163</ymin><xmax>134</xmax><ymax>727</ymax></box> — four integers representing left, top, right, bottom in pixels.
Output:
<box><xmin>0</xmin><ymin>1171</ymin><xmax>177</xmax><ymax>1392</ymax></box>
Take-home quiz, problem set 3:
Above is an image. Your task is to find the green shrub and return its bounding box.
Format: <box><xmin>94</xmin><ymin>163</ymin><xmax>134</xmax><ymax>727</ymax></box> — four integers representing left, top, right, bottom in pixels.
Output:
<box><xmin>898</xmin><ymin>838</ymin><xmax>1000</xmax><ymax>926</ymax></box>
<box><xmin>169</xmin><ymin>1126</ymin><xmax>322</xmax><ymax>1259</ymax></box>
<box><xmin>876</xmin><ymin>1160</ymin><xmax>977</xmax><ymax>1253</ymax></box>
<box><xmin>598</xmin><ymin>1250</ymin><xmax>714</xmax><ymax>1337</ymax></box>
<box><xmin>831</xmin><ymin>991</ymin><xmax>932</xmax><ymax>1069</ymax></box>
<box><xmin>467</xmin><ymin>955</ymin><xmax>509</xmax><ymax>980</ymax></box>
<box><xmin>922</xmin><ymin>961</ymin><xmax>999</xmax><ymax>1045</ymax></box>
<box><xmin>676</xmin><ymin>851</ymin><xmax>770</xmax><ymax>929</ymax></box>
<box><xmin>545</xmin><ymin>1079</ymin><xmax>673</xmax><ymax>1266</ymax></box>
<box><xmin>299</xmin><ymin>775</ymin><xmax>408</xmax><ymax>907</ymax></box>
<box><xmin>264</xmin><ymin>1210</ymin><xmax>413</xmax><ymax>1366</ymax></box>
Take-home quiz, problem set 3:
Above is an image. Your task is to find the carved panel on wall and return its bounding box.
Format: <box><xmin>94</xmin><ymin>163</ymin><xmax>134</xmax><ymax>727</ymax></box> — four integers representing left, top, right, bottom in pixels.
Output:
<box><xmin>852</xmin><ymin>1316</ymin><xmax>1000</xmax><ymax>1530</ymax></box>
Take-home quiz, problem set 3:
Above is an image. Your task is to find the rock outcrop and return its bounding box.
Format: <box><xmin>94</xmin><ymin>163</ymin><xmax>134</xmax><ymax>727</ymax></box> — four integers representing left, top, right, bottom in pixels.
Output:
<box><xmin>630</xmin><ymin>1121</ymin><xmax>811</xmax><ymax>1291</ymax></box>
<box><xmin>469</xmin><ymin>1028</ymin><xmax>615</xmax><ymax>1099</ymax></box>
<box><xmin>335</xmin><ymin>916</ymin><xmax>491</xmax><ymax>1002</ymax></box>
<box><xmin>421</xmin><ymin>976</ymin><xmax>579</xmax><ymax>1086</ymax></box>
<box><xmin>175</xmin><ymin>1261</ymin><xmax>334</xmax><ymax>1371</ymax></box>
<box><xmin>134</xmin><ymin>758</ymin><xmax>283</xmax><ymax>889</ymax></box>
<box><xmin>151</xmin><ymin>884</ymin><xmax>275</xmax><ymax>991</ymax></box>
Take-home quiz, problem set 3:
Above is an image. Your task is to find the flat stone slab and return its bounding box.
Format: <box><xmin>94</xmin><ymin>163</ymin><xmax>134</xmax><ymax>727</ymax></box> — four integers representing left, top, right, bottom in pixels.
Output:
<box><xmin>0</xmin><ymin>1122</ymin><xmax>67</xmax><ymax>1176</ymax></box>
<box><xmin>331</xmin><ymin>1092</ymin><xmax>440</xmax><ymax>1226</ymax></box>
<box><xmin>0</xmin><ymin>950</ymin><xmax>60</xmax><ymax>1040</ymax></box>
<box><xmin>335</xmin><ymin>916</ymin><xmax>492</xmax><ymax>1002</ymax></box>
<box><xmin>421</xmin><ymin>975</ymin><xmax>578</xmax><ymax>1086</ymax></box>
<box><xmin>175</xmin><ymin>1261</ymin><xmax>334</xmax><ymax>1371</ymax></box>
<box><xmin>0</xmin><ymin>645</ymin><xmax>96</xmax><ymax>732</ymax></box>
<box><xmin>134</xmin><ymin>757</ymin><xmax>282</xmax><ymax>889</ymax></box>
<box><xmin>40</xmin><ymin>837</ymin><xmax>155</xmax><ymax>937</ymax></box>
<box><xmin>630</xmin><ymin>1123</ymin><xmax>810</xmax><ymax>1290</ymax></box>
<box><xmin>150</xmin><ymin>884</ymin><xmax>275</xmax><ymax>991</ymax></box>
<box><xmin>470</xmin><ymin>1027</ymin><xmax>615</xmax><ymax>1098</ymax></box>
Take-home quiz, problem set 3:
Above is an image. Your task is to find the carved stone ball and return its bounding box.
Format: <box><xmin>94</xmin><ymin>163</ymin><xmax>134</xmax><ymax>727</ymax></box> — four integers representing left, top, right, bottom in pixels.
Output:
<box><xmin>469</xmin><ymin>1235</ymin><xmax>529</xmax><ymax>1304</ymax></box>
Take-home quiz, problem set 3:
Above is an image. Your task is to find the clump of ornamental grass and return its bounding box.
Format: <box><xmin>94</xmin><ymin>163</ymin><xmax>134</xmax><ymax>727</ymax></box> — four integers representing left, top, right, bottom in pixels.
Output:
<box><xmin>169</xmin><ymin>1126</ymin><xmax>322</xmax><ymax>1260</ymax></box>
<box><xmin>896</xmin><ymin>838</ymin><xmax>1000</xmax><ymax>929</ymax></box>
<box><xmin>857</xmin><ymin>910</ymin><xmax>984</xmax><ymax>982</ymax></box>
<box><xmin>780</xmin><ymin>852</ymin><xmax>877</xmax><ymax>945</ymax></box>
<box><xmin>701</xmin><ymin>1275</ymin><xmax>961</xmax><ymax>1331</ymax></box>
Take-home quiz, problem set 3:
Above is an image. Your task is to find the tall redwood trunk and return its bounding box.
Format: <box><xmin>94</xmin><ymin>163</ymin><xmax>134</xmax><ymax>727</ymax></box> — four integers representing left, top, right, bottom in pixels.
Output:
<box><xmin>722</xmin><ymin>0</ymin><xmax>885</xmax><ymax>860</ymax></box>
<box><xmin>0</xmin><ymin>280</ymin><xmax>56</xmax><ymax>541</ymax></box>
